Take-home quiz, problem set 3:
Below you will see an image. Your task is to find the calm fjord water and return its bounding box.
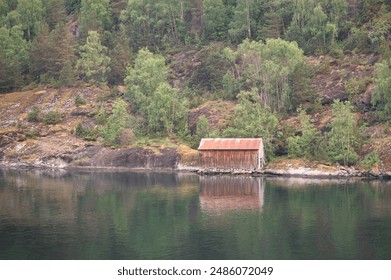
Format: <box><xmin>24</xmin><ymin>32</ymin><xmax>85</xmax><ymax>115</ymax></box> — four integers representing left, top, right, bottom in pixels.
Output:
<box><xmin>0</xmin><ymin>169</ymin><xmax>391</xmax><ymax>260</ymax></box>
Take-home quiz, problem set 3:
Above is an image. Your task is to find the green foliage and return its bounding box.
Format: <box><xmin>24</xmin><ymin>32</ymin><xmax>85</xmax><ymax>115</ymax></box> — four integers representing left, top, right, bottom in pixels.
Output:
<box><xmin>196</xmin><ymin>115</ymin><xmax>209</xmax><ymax>139</ymax></box>
<box><xmin>79</xmin><ymin>0</ymin><xmax>112</xmax><ymax>38</ymax></box>
<box><xmin>75</xmin><ymin>122</ymin><xmax>98</xmax><ymax>141</ymax></box>
<box><xmin>203</xmin><ymin>0</ymin><xmax>228</xmax><ymax>41</ymax></box>
<box><xmin>0</xmin><ymin>25</ymin><xmax>29</xmax><ymax>92</ymax></box>
<box><xmin>228</xmin><ymin>0</ymin><xmax>256</xmax><ymax>43</ymax></box>
<box><xmin>16</xmin><ymin>0</ymin><xmax>44</xmax><ymax>40</ymax></box>
<box><xmin>59</xmin><ymin>60</ymin><xmax>77</xmax><ymax>86</ymax></box>
<box><xmin>30</xmin><ymin>22</ymin><xmax>76</xmax><ymax>83</ymax></box>
<box><xmin>43</xmin><ymin>110</ymin><xmax>62</xmax><ymax>124</ymax></box>
<box><xmin>125</xmin><ymin>48</ymin><xmax>167</xmax><ymax>112</ymax></box>
<box><xmin>108</xmin><ymin>28</ymin><xmax>132</xmax><ymax>85</ymax></box>
<box><xmin>190</xmin><ymin>115</ymin><xmax>210</xmax><ymax>148</ymax></box>
<box><xmin>46</xmin><ymin>0</ymin><xmax>67</xmax><ymax>29</ymax></box>
<box><xmin>224</xmin><ymin>89</ymin><xmax>278</xmax><ymax>159</ymax></box>
<box><xmin>361</xmin><ymin>151</ymin><xmax>380</xmax><ymax>170</ymax></box>
<box><xmin>327</xmin><ymin>100</ymin><xmax>359</xmax><ymax>165</ymax></box>
<box><xmin>0</xmin><ymin>0</ymin><xmax>390</xmax><ymax>94</ymax></box>
<box><xmin>371</xmin><ymin>58</ymin><xmax>391</xmax><ymax>121</ymax></box>
<box><xmin>225</xmin><ymin>38</ymin><xmax>305</xmax><ymax>112</ymax></box>
<box><xmin>285</xmin><ymin>0</ymin><xmax>348</xmax><ymax>54</ymax></box>
<box><xmin>95</xmin><ymin>106</ymin><xmax>108</xmax><ymax>125</ymax></box>
<box><xmin>75</xmin><ymin>122</ymin><xmax>84</xmax><ymax>136</ymax></box>
<box><xmin>367</xmin><ymin>4</ymin><xmax>391</xmax><ymax>55</ymax></box>
<box><xmin>75</xmin><ymin>94</ymin><xmax>86</xmax><ymax>106</ymax></box>
<box><xmin>188</xmin><ymin>44</ymin><xmax>229</xmax><ymax>92</ymax></box>
<box><xmin>345</xmin><ymin>76</ymin><xmax>367</xmax><ymax>99</ymax></box>
<box><xmin>27</xmin><ymin>106</ymin><xmax>40</xmax><ymax>122</ymax></box>
<box><xmin>120</xmin><ymin>0</ymin><xmax>188</xmax><ymax>49</ymax></box>
<box><xmin>64</xmin><ymin>0</ymin><xmax>81</xmax><ymax>14</ymax></box>
<box><xmin>76</xmin><ymin>31</ymin><xmax>111</xmax><ymax>84</ymax></box>
<box><xmin>146</xmin><ymin>83</ymin><xmax>187</xmax><ymax>135</ymax></box>
<box><xmin>287</xmin><ymin>108</ymin><xmax>320</xmax><ymax>159</ymax></box>
<box><xmin>103</xmin><ymin>98</ymin><xmax>129</xmax><ymax>145</ymax></box>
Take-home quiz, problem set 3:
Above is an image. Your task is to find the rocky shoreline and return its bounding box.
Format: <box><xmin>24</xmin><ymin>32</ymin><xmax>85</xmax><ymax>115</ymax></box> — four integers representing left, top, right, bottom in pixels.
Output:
<box><xmin>193</xmin><ymin>167</ymin><xmax>390</xmax><ymax>179</ymax></box>
<box><xmin>2</xmin><ymin>156</ymin><xmax>389</xmax><ymax>179</ymax></box>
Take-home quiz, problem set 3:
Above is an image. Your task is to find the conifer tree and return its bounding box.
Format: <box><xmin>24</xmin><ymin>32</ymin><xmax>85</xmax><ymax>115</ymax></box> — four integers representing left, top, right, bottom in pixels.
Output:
<box><xmin>64</xmin><ymin>0</ymin><xmax>81</xmax><ymax>14</ymax></box>
<box><xmin>30</xmin><ymin>22</ymin><xmax>76</xmax><ymax>82</ymax></box>
<box><xmin>46</xmin><ymin>0</ymin><xmax>67</xmax><ymax>29</ymax></box>
<box><xmin>76</xmin><ymin>31</ymin><xmax>111</xmax><ymax>84</ymax></box>
<box><xmin>108</xmin><ymin>28</ymin><xmax>132</xmax><ymax>85</ymax></box>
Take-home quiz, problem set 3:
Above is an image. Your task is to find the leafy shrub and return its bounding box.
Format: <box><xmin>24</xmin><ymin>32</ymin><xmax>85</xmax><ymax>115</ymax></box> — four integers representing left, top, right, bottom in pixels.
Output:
<box><xmin>188</xmin><ymin>44</ymin><xmax>229</xmax><ymax>92</ymax></box>
<box><xmin>43</xmin><ymin>111</ymin><xmax>62</xmax><ymax>124</ymax></box>
<box><xmin>75</xmin><ymin>122</ymin><xmax>98</xmax><ymax>141</ymax></box>
<box><xmin>345</xmin><ymin>77</ymin><xmax>368</xmax><ymax>100</ymax></box>
<box><xmin>75</xmin><ymin>94</ymin><xmax>86</xmax><ymax>106</ymax></box>
<box><xmin>103</xmin><ymin>98</ymin><xmax>129</xmax><ymax>145</ymax></box>
<box><xmin>95</xmin><ymin>107</ymin><xmax>108</xmax><ymax>125</ymax></box>
<box><xmin>327</xmin><ymin>100</ymin><xmax>359</xmax><ymax>166</ymax></box>
<box><xmin>287</xmin><ymin>136</ymin><xmax>301</xmax><ymax>158</ymax></box>
<box><xmin>27</xmin><ymin>107</ymin><xmax>40</xmax><ymax>122</ymax></box>
<box><xmin>361</xmin><ymin>152</ymin><xmax>380</xmax><ymax>170</ymax></box>
<box><xmin>75</xmin><ymin>123</ymin><xmax>85</xmax><ymax>137</ymax></box>
<box><xmin>287</xmin><ymin>109</ymin><xmax>320</xmax><ymax>159</ymax></box>
<box><xmin>190</xmin><ymin>115</ymin><xmax>210</xmax><ymax>148</ymax></box>
<box><xmin>371</xmin><ymin>58</ymin><xmax>391</xmax><ymax>121</ymax></box>
<box><xmin>82</xmin><ymin>129</ymin><xmax>98</xmax><ymax>141</ymax></box>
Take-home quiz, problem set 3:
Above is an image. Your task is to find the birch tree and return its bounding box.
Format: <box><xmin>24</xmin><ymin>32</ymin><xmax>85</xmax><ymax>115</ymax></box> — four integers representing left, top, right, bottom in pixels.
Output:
<box><xmin>327</xmin><ymin>100</ymin><xmax>358</xmax><ymax>165</ymax></box>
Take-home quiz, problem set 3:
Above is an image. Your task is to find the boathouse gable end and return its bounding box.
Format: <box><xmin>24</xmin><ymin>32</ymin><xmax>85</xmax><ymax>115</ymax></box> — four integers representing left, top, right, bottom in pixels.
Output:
<box><xmin>198</xmin><ymin>138</ymin><xmax>265</xmax><ymax>170</ymax></box>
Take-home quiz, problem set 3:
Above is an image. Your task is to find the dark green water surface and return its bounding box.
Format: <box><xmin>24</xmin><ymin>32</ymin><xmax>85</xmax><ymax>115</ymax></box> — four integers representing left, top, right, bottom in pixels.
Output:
<box><xmin>1</xmin><ymin>169</ymin><xmax>391</xmax><ymax>260</ymax></box>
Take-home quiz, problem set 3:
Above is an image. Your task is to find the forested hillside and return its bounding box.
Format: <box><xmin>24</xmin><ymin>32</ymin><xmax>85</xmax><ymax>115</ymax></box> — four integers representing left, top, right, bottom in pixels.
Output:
<box><xmin>0</xmin><ymin>0</ymin><xmax>390</xmax><ymax>172</ymax></box>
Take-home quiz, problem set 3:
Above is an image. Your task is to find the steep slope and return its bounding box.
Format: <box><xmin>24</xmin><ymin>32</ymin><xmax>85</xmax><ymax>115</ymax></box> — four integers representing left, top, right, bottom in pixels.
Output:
<box><xmin>0</xmin><ymin>53</ymin><xmax>390</xmax><ymax>175</ymax></box>
<box><xmin>0</xmin><ymin>87</ymin><xmax>179</xmax><ymax>169</ymax></box>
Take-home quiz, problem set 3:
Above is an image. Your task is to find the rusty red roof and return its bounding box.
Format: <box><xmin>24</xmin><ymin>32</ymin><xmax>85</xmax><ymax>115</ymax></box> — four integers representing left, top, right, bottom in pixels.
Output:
<box><xmin>198</xmin><ymin>138</ymin><xmax>263</xmax><ymax>150</ymax></box>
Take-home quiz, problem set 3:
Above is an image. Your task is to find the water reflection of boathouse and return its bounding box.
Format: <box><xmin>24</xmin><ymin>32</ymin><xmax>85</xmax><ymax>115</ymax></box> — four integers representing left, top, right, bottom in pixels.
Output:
<box><xmin>199</xmin><ymin>176</ymin><xmax>264</xmax><ymax>213</ymax></box>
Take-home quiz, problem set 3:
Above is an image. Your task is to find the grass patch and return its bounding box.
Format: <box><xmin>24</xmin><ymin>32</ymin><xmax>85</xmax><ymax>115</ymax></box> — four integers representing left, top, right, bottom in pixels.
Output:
<box><xmin>132</xmin><ymin>136</ymin><xmax>178</xmax><ymax>148</ymax></box>
<box><xmin>43</xmin><ymin>110</ymin><xmax>62</xmax><ymax>124</ymax></box>
<box><xmin>25</xmin><ymin>130</ymin><xmax>39</xmax><ymax>138</ymax></box>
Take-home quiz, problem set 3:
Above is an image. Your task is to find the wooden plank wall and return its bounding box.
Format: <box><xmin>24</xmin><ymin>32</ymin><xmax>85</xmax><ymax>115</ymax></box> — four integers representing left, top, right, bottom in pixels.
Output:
<box><xmin>199</xmin><ymin>150</ymin><xmax>258</xmax><ymax>169</ymax></box>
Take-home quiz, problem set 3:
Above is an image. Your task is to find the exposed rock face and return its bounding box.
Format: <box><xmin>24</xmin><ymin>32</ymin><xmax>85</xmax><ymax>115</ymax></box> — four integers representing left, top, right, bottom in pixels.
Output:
<box><xmin>0</xmin><ymin>87</ymin><xmax>180</xmax><ymax>170</ymax></box>
<box><xmin>0</xmin><ymin>142</ymin><xmax>180</xmax><ymax>170</ymax></box>
<box><xmin>187</xmin><ymin>100</ymin><xmax>235</xmax><ymax>134</ymax></box>
<box><xmin>69</xmin><ymin>146</ymin><xmax>179</xmax><ymax>169</ymax></box>
<box><xmin>0</xmin><ymin>129</ymin><xmax>180</xmax><ymax>169</ymax></box>
<box><xmin>308</xmin><ymin>55</ymin><xmax>375</xmax><ymax>105</ymax></box>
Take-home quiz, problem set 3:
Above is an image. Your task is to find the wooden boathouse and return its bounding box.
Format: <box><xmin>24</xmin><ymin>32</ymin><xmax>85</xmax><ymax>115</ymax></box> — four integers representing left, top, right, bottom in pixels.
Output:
<box><xmin>198</xmin><ymin>138</ymin><xmax>265</xmax><ymax>170</ymax></box>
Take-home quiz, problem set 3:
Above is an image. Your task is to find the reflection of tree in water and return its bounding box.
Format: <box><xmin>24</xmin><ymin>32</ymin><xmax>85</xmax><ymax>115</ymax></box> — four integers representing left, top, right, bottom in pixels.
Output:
<box><xmin>2</xmin><ymin>169</ymin><xmax>391</xmax><ymax>259</ymax></box>
<box><xmin>0</xmin><ymin>169</ymin><xmax>200</xmax><ymax>259</ymax></box>
<box><xmin>199</xmin><ymin>176</ymin><xmax>264</xmax><ymax>213</ymax></box>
